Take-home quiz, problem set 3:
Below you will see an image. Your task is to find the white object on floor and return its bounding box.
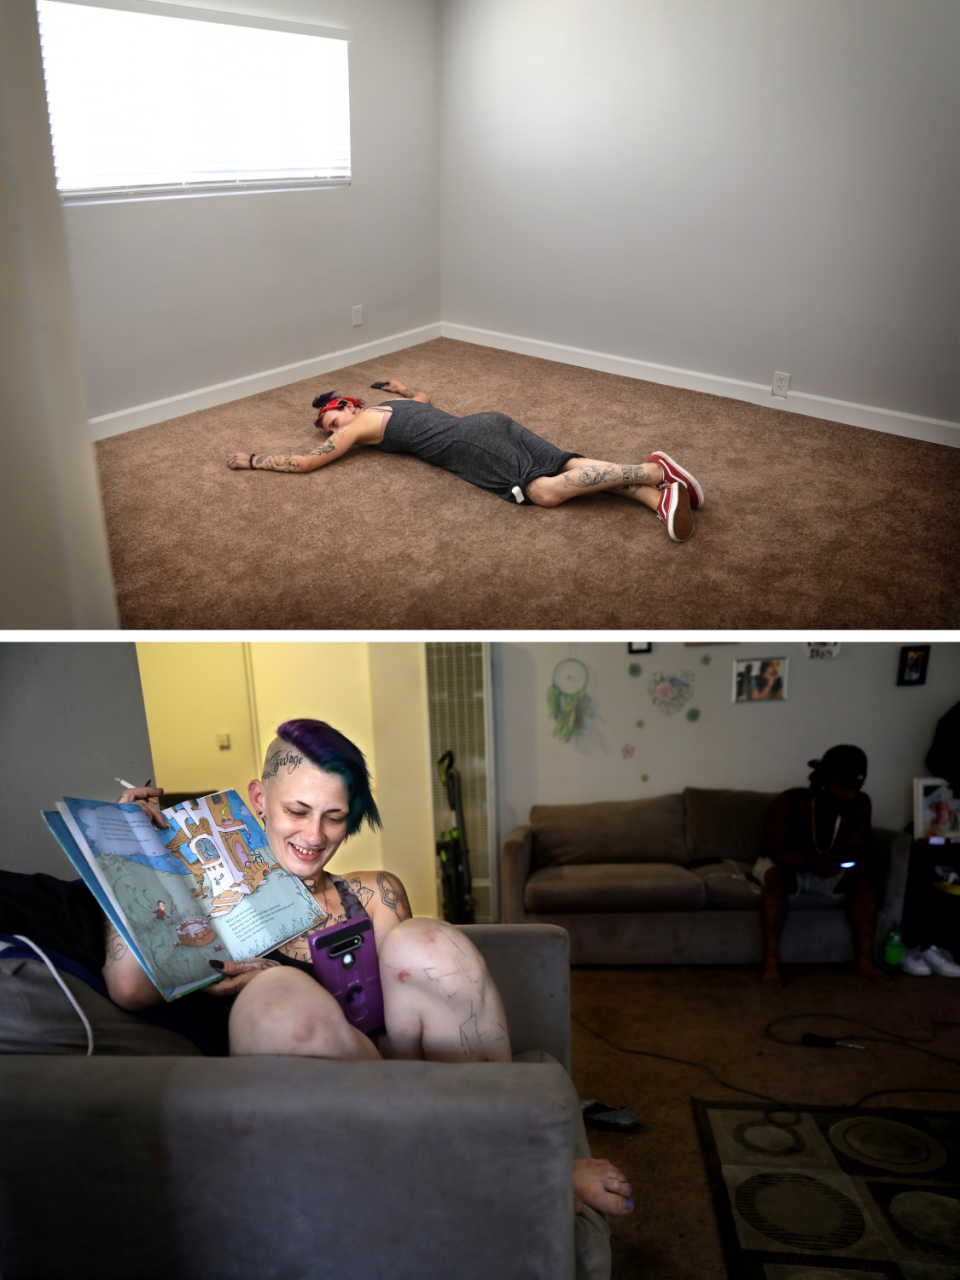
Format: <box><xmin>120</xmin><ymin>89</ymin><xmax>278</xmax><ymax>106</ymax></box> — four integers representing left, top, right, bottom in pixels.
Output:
<box><xmin>901</xmin><ymin>947</ymin><xmax>933</xmax><ymax>976</ymax></box>
<box><xmin>923</xmin><ymin>945</ymin><xmax>960</xmax><ymax>977</ymax></box>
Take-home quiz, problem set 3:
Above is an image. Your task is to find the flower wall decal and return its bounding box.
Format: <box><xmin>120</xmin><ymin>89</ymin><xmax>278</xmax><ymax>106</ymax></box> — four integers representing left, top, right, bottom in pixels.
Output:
<box><xmin>648</xmin><ymin>670</ymin><xmax>696</xmax><ymax>716</ymax></box>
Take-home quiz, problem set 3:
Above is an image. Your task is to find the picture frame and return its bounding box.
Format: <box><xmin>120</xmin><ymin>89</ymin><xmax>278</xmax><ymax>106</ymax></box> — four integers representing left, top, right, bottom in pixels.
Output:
<box><xmin>913</xmin><ymin>778</ymin><xmax>960</xmax><ymax>842</ymax></box>
<box><xmin>897</xmin><ymin>645</ymin><xmax>930</xmax><ymax>686</ymax></box>
<box><xmin>732</xmin><ymin>657</ymin><xmax>788</xmax><ymax>702</ymax></box>
<box><xmin>627</xmin><ymin>642</ymin><xmax>652</xmax><ymax>654</ymax></box>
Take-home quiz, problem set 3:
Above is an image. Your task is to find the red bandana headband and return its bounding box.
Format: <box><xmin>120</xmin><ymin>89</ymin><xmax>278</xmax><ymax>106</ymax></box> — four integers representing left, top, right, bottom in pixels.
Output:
<box><xmin>314</xmin><ymin>394</ymin><xmax>366</xmax><ymax>428</ymax></box>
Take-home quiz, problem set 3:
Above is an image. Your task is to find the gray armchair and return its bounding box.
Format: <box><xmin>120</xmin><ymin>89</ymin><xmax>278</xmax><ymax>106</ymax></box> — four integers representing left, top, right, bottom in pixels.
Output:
<box><xmin>0</xmin><ymin>925</ymin><xmax>607</xmax><ymax>1280</ymax></box>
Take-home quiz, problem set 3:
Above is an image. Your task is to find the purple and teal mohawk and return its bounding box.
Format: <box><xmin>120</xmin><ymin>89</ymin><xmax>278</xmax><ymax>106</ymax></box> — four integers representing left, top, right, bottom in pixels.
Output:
<box><xmin>276</xmin><ymin>718</ymin><xmax>382</xmax><ymax>837</ymax></box>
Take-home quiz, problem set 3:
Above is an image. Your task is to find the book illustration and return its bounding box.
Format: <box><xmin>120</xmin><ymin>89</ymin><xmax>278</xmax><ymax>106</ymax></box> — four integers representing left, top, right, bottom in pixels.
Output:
<box><xmin>161</xmin><ymin>792</ymin><xmax>275</xmax><ymax>917</ymax></box>
<box><xmin>177</xmin><ymin>919</ymin><xmax>217</xmax><ymax>947</ymax></box>
<box><xmin>53</xmin><ymin>790</ymin><xmax>323</xmax><ymax>999</ymax></box>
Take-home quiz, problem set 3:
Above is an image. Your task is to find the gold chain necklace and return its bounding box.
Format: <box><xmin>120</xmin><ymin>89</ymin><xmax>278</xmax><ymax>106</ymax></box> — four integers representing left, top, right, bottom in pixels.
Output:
<box><xmin>811</xmin><ymin>795</ymin><xmax>842</xmax><ymax>855</ymax></box>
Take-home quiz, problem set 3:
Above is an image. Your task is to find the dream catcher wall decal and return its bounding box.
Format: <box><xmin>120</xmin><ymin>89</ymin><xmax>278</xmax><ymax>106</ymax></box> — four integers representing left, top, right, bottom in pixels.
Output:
<box><xmin>548</xmin><ymin>658</ymin><xmax>593</xmax><ymax>743</ymax></box>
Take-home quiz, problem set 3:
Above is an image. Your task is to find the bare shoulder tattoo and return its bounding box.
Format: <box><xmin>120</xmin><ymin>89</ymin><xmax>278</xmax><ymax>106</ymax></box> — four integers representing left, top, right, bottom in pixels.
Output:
<box><xmin>377</xmin><ymin>872</ymin><xmax>412</xmax><ymax>920</ymax></box>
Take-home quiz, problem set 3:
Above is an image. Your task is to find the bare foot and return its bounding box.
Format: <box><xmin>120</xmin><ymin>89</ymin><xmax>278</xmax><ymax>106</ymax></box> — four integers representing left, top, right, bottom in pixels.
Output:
<box><xmin>761</xmin><ymin>960</ymin><xmax>783</xmax><ymax>987</ymax></box>
<box><xmin>857</xmin><ymin>958</ymin><xmax>895</xmax><ymax>988</ymax></box>
<box><xmin>572</xmin><ymin>1157</ymin><xmax>633</xmax><ymax>1216</ymax></box>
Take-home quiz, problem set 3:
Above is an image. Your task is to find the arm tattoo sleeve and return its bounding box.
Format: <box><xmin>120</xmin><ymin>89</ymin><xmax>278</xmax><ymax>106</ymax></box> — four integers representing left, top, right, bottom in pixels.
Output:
<box><xmin>252</xmin><ymin>454</ymin><xmax>304</xmax><ymax>472</ymax></box>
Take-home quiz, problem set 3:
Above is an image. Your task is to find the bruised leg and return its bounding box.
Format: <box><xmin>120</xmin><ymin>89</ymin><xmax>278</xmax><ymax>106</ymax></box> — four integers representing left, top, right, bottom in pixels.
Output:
<box><xmin>525</xmin><ymin>459</ymin><xmax>664</xmax><ymax>508</ymax></box>
<box><xmin>228</xmin><ymin>966</ymin><xmax>381</xmax><ymax>1059</ymax></box>
<box><xmin>760</xmin><ymin>864</ymin><xmax>796</xmax><ymax>987</ymax></box>
<box><xmin>378</xmin><ymin>918</ymin><xmax>512</xmax><ymax>1063</ymax></box>
<box><xmin>843</xmin><ymin>872</ymin><xmax>895</xmax><ymax>987</ymax></box>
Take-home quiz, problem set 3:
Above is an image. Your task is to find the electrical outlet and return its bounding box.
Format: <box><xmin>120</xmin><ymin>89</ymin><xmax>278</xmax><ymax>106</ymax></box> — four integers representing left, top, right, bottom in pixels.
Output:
<box><xmin>773</xmin><ymin>371</ymin><xmax>791</xmax><ymax>399</ymax></box>
<box><xmin>216</xmin><ymin>733</ymin><xmax>231</xmax><ymax>750</ymax></box>
<box><xmin>352</xmin><ymin>305</ymin><xmax>362</xmax><ymax>327</ymax></box>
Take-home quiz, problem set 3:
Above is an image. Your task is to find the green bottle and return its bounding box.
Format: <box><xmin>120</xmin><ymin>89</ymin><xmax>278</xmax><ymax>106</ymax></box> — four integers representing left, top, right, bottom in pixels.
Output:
<box><xmin>884</xmin><ymin>922</ymin><xmax>904</xmax><ymax>967</ymax></box>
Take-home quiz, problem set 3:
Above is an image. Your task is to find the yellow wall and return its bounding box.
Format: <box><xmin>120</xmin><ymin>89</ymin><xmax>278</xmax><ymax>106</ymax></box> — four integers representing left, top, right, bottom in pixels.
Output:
<box><xmin>368</xmin><ymin>643</ymin><xmax>438</xmax><ymax>919</ymax></box>
<box><xmin>135</xmin><ymin>642</ymin><xmax>259</xmax><ymax>801</ymax></box>
<box><xmin>247</xmin><ymin>641</ymin><xmax>383</xmax><ymax>876</ymax></box>
<box><xmin>136</xmin><ymin>642</ymin><xmax>437</xmax><ymax>916</ymax></box>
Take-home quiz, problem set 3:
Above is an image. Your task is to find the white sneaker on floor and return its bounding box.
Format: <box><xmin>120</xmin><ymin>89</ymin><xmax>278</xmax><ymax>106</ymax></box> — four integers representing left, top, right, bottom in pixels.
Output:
<box><xmin>901</xmin><ymin>947</ymin><xmax>933</xmax><ymax>975</ymax></box>
<box><xmin>924</xmin><ymin>946</ymin><xmax>960</xmax><ymax>977</ymax></box>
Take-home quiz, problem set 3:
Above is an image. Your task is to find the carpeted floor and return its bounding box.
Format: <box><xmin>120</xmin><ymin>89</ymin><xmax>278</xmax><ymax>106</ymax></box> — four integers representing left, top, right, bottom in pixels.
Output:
<box><xmin>95</xmin><ymin>337</ymin><xmax>960</xmax><ymax>629</ymax></box>
<box><xmin>568</xmin><ymin>966</ymin><xmax>960</xmax><ymax>1280</ymax></box>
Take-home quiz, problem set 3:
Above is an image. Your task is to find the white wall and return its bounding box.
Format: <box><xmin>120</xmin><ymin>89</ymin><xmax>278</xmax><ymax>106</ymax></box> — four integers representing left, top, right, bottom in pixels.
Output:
<box><xmin>440</xmin><ymin>0</ymin><xmax>959</xmax><ymax>426</ymax></box>
<box><xmin>492</xmin><ymin>641</ymin><xmax>960</xmax><ymax>841</ymax></box>
<box><xmin>65</xmin><ymin>0</ymin><xmax>439</xmax><ymax>421</ymax></box>
<box><xmin>0</xmin><ymin>0</ymin><xmax>118</xmax><ymax>627</ymax></box>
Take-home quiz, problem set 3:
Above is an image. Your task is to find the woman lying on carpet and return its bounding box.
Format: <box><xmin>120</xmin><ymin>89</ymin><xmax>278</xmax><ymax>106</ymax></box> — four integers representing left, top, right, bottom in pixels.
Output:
<box><xmin>107</xmin><ymin>718</ymin><xmax>633</xmax><ymax>1224</ymax></box>
<box><xmin>226</xmin><ymin>379</ymin><xmax>703</xmax><ymax>543</ymax></box>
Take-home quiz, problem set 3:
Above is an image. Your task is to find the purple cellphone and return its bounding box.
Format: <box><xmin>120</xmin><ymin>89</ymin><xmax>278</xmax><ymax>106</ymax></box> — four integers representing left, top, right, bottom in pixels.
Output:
<box><xmin>308</xmin><ymin>917</ymin><xmax>385</xmax><ymax>1039</ymax></box>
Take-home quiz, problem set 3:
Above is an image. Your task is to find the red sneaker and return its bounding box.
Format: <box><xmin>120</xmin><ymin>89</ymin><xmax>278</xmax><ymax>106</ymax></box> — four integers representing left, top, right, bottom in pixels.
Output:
<box><xmin>656</xmin><ymin>482</ymin><xmax>694</xmax><ymax>543</ymax></box>
<box><xmin>646</xmin><ymin>452</ymin><xmax>704</xmax><ymax>510</ymax></box>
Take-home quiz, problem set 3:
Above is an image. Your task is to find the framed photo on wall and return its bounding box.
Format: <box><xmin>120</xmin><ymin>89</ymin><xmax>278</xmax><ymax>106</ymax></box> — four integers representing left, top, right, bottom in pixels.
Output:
<box><xmin>914</xmin><ymin>778</ymin><xmax>960</xmax><ymax>841</ymax></box>
<box><xmin>733</xmin><ymin>657</ymin><xmax>788</xmax><ymax>702</ymax></box>
<box><xmin>898</xmin><ymin>645</ymin><xmax>930</xmax><ymax>686</ymax></box>
<box><xmin>627</xmin><ymin>642</ymin><xmax>652</xmax><ymax>654</ymax></box>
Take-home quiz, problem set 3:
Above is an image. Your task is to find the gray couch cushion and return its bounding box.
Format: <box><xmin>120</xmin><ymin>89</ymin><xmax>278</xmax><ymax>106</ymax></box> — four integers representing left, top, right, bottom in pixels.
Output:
<box><xmin>530</xmin><ymin>795</ymin><xmax>688</xmax><ymax>868</ymax></box>
<box><xmin>683</xmin><ymin>787</ymin><xmax>777</xmax><ymax>863</ymax></box>
<box><xmin>524</xmin><ymin>863</ymin><xmax>706</xmax><ymax>913</ymax></box>
<box><xmin>689</xmin><ymin>860</ymin><xmax>763</xmax><ymax>909</ymax></box>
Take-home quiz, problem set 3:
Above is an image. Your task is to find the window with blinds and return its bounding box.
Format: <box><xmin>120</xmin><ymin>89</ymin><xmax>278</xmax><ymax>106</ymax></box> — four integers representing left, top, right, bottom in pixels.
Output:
<box><xmin>36</xmin><ymin>0</ymin><xmax>351</xmax><ymax>203</ymax></box>
<box><xmin>426</xmin><ymin>643</ymin><xmax>497</xmax><ymax>924</ymax></box>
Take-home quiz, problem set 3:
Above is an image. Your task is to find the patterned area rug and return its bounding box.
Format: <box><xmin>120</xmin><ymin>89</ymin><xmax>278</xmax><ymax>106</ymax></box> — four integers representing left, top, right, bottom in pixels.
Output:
<box><xmin>694</xmin><ymin>1099</ymin><xmax>960</xmax><ymax>1279</ymax></box>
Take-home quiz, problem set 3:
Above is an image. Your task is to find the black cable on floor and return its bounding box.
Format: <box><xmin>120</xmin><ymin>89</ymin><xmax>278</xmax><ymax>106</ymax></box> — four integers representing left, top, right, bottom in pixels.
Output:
<box><xmin>764</xmin><ymin>1012</ymin><xmax>960</xmax><ymax>1069</ymax></box>
<box><xmin>571</xmin><ymin>1012</ymin><xmax>960</xmax><ymax>1113</ymax></box>
<box><xmin>571</xmin><ymin>1013</ymin><xmax>792</xmax><ymax>1108</ymax></box>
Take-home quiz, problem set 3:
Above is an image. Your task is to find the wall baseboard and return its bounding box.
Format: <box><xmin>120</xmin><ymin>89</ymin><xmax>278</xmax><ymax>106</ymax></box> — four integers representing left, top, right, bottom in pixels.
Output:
<box><xmin>90</xmin><ymin>317</ymin><xmax>960</xmax><ymax>449</ymax></box>
<box><xmin>88</xmin><ymin>323</ymin><xmax>442</xmax><ymax>440</ymax></box>
<box><xmin>442</xmin><ymin>322</ymin><xmax>960</xmax><ymax>450</ymax></box>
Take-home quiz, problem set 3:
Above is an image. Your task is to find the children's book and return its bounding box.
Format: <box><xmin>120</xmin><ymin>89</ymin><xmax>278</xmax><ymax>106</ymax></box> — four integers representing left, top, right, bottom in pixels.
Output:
<box><xmin>42</xmin><ymin>789</ymin><xmax>323</xmax><ymax>1000</ymax></box>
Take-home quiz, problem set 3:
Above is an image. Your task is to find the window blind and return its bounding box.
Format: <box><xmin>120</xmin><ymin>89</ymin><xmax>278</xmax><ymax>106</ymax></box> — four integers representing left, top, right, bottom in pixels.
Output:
<box><xmin>36</xmin><ymin>0</ymin><xmax>351</xmax><ymax>202</ymax></box>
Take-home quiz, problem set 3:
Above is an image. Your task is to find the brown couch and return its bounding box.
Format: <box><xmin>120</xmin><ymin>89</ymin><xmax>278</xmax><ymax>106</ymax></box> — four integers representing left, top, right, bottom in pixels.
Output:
<box><xmin>502</xmin><ymin>788</ymin><xmax>911</xmax><ymax>965</ymax></box>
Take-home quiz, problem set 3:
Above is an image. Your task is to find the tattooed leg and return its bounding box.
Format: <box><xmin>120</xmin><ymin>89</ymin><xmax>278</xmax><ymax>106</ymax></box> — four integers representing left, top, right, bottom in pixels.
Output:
<box><xmin>377</xmin><ymin>918</ymin><xmax>512</xmax><ymax>1064</ymax></box>
<box><xmin>228</xmin><ymin>966</ymin><xmax>381</xmax><ymax>1059</ymax></box>
<box><xmin>525</xmin><ymin>459</ymin><xmax>664</xmax><ymax>508</ymax></box>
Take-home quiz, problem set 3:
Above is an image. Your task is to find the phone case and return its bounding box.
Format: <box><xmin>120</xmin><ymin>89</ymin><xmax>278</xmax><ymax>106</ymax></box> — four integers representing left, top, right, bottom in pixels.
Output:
<box><xmin>308</xmin><ymin>917</ymin><xmax>385</xmax><ymax>1038</ymax></box>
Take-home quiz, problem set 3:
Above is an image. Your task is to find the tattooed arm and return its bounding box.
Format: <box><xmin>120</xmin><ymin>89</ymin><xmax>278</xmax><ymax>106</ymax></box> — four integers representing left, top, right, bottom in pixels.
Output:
<box><xmin>101</xmin><ymin>916</ymin><xmax>164</xmax><ymax>1010</ymax></box>
<box><xmin>227</xmin><ymin>421</ymin><xmax>362</xmax><ymax>473</ymax></box>
<box><xmin>376</xmin><ymin>871</ymin><xmax>412</xmax><ymax>921</ymax></box>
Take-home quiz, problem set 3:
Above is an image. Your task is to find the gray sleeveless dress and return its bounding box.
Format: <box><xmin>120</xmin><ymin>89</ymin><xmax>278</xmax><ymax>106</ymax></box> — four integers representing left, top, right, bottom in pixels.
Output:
<box><xmin>370</xmin><ymin>400</ymin><xmax>582</xmax><ymax>504</ymax></box>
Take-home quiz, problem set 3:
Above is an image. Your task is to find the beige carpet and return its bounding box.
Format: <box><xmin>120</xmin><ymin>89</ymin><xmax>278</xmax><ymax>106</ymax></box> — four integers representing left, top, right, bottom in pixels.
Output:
<box><xmin>569</xmin><ymin>965</ymin><xmax>960</xmax><ymax>1280</ymax></box>
<box><xmin>95</xmin><ymin>338</ymin><xmax>960</xmax><ymax>629</ymax></box>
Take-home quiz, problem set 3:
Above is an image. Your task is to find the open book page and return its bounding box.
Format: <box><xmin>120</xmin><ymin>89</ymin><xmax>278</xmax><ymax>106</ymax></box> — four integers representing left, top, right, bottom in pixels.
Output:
<box><xmin>159</xmin><ymin>790</ymin><xmax>322</xmax><ymax>960</ymax></box>
<box><xmin>56</xmin><ymin>797</ymin><xmax>227</xmax><ymax>998</ymax></box>
<box><xmin>42</xmin><ymin>807</ymin><xmax>154</xmax><ymax>982</ymax></box>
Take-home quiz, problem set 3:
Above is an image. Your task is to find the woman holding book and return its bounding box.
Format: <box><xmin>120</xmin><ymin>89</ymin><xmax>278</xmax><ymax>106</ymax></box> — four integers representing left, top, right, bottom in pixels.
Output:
<box><xmin>110</xmin><ymin>717</ymin><xmax>633</xmax><ymax>1223</ymax></box>
<box><xmin>225</xmin><ymin>379</ymin><xmax>704</xmax><ymax>543</ymax></box>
